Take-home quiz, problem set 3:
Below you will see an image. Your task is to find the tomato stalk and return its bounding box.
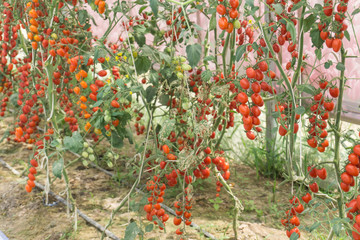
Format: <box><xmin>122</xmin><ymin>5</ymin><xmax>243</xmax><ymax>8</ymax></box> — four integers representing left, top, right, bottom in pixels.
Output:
<box><xmin>332</xmin><ymin>47</ymin><xmax>353</xmax><ymax>237</ymax></box>
<box><xmin>166</xmin><ymin>0</ymin><xmax>197</xmax><ymax>6</ymax></box>
<box><xmin>259</xmin><ymin>22</ymin><xmax>297</xmax><ymax>182</ymax></box>
<box><xmin>291</xmin><ymin>6</ymin><xmax>305</xmax><ymax>89</ymax></box>
<box><xmin>222</xmin><ymin>33</ymin><xmax>231</xmax><ymax>78</ymax></box>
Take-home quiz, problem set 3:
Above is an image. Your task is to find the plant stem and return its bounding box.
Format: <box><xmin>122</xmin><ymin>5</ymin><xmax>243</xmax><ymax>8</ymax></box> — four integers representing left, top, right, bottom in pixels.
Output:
<box><xmin>291</xmin><ymin>6</ymin><xmax>305</xmax><ymax>89</ymax></box>
<box><xmin>222</xmin><ymin>33</ymin><xmax>231</xmax><ymax>78</ymax></box>
<box><xmin>333</xmin><ymin>47</ymin><xmax>352</xmax><ymax>235</ymax></box>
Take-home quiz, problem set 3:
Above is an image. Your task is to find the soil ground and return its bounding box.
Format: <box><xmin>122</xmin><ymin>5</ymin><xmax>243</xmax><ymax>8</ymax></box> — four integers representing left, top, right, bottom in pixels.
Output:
<box><xmin>0</xmin><ymin>117</ymin><xmax>327</xmax><ymax>240</ymax></box>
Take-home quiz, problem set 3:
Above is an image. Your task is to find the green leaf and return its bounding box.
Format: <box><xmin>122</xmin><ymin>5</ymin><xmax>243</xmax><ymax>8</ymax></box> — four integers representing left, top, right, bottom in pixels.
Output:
<box><xmin>63</xmin><ymin>132</ymin><xmax>83</xmax><ymax>153</ymax></box>
<box><xmin>310</xmin><ymin>28</ymin><xmax>324</xmax><ymax>49</ymax></box>
<box><xmin>290</xmin><ymin>1</ymin><xmax>304</xmax><ymax>12</ymax></box>
<box><xmin>309</xmin><ymin>222</ymin><xmax>321</xmax><ymax>232</ymax></box>
<box><xmin>315</xmin><ymin>48</ymin><xmax>322</xmax><ymax>60</ymax></box>
<box><xmin>203</xmin><ymin>55</ymin><xmax>215</xmax><ymax>62</ymax></box>
<box><xmin>52</xmin><ymin>158</ymin><xmax>64</xmax><ymax>179</ymax></box>
<box><xmin>336</xmin><ymin>62</ymin><xmax>345</xmax><ymax>71</ymax></box>
<box><xmin>271</xmin><ymin>111</ymin><xmax>281</xmax><ymax>118</ymax></box>
<box><xmin>159</xmin><ymin>94</ymin><xmax>170</xmax><ymax>106</ymax></box>
<box><xmin>352</xmin><ymin>8</ymin><xmax>360</xmax><ymax>16</ymax></box>
<box><xmin>135</xmin><ymin>56</ymin><xmax>151</xmax><ymax>75</ymax></box>
<box><xmin>286</xmin><ymin>21</ymin><xmax>296</xmax><ymax>42</ymax></box>
<box><xmin>145</xmin><ymin>224</ymin><xmax>154</xmax><ymax>232</ymax></box>
<box><xmin>158</xmin><ymin>51</ymin><xmax>171</xmax><ymax>63</ymax></box>
<box><xmin>0</xmin><ymin>129</ymin><xmax>10</xmax><ymax>143</ymax></box>
<box><xmin>145</xmin><ymin>86</ymin><xmax>157</xmax><ymax>103</ymax></box>
<box><xmin>272</xmin><ymin>4</ymin><xmax>283</xmax><ymax>15</ymax></box>
<box><xmin>245</xmin><ymin>0</ymin><xmax>254</xmax><ymax>7</ymax></box>
<box><xmin>111</xmin><ymin>131</ymin><xmax>124</xmax><ymax>148</ymax></box>
<box><xmin>344</xmin><ymin>30</ymin><xmax>350</xmax><ymax>41</ymax></box>
<box><xmin>125</xmin><ymin>128</ymin><xmax>134</xmax><ymax>144</ymax></box>
<box><xmin>324</xmin><ymin>60</ymin><xmax>332</xmax><ymax>69</ymax></box>
<box><xmin>297</xmin><ymin>84</ymin><xmax>316</xmax><ymax>95</ymax></box>
<box><xmin>50</xmin><ymin>139</ymin><xmax>60</xmax><ymax>148</ymax></box>
<box><xmin>295</xmin><ymin>106</ymin><xmax>305</xmax><ymax>115</ymax></box>
<box><xmin>201</xmin><ymin>70</ymin><xmax>212</xmax><ymax>82</ymax></box>
<box><xmin>209</xmin><ymin>13</ymin><xmax>216</xmax><ymax>31</ymax></box>
<box><xmin>134</xmin><ymin>33</ymin><xmax>146</xmax><ymax>47</ymax></box>
<box><xmin>149</xmin><ymin>0</ymin><xmax>158</xmax><ymax>17</ymax></box>
<box><xmin>153</xmin><ymin>216</ymin><xmax>164</xmax><ymax>228</ymax></box>
<box><xmin>235</xmin><ymin>44</ymin><xmax>247</xmax><ymax>62</ymax></box>
<box><xmin>290</xmin><ymin>233</ymin><xmax>299</xmax><ymax>240</ymax></box>
<box><xmin>78</xmin><ymin>10</ymin><xmax>88</xmax><ymax>25</ymax></box>
<box><xmin>303</xmin><ymin>14</ymin><xmax>316</xmax><ymax>32</ymax></box>
<box><xmin>159</xmin><ymin>119</ymin><xmax>176</xmax><ymax>140</ymax></box>
<box><xmin>186</xmin><ymin>43</ymin><xmax>202</xmax><ymax>68</ymax></box>
<box><xmin>124</xmin><ymin>222</ymin><xmax>141</xmax><ymax>240</ymax></box>
<box><xmin>332</xmin><ymin>223</ymin><xmax>342</xmax><ymax>236</ymax></box>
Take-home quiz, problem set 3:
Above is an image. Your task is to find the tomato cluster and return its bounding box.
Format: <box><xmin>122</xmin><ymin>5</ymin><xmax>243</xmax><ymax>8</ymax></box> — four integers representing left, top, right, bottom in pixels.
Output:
<box><xmin>319</xmin><ymin>0</ymin><xmax>349</xmax><ymax>52</ymax></box>
<box><xmin>143</xmin><ymin>177</ymin><xmax>169</xmax><ymax>229</ymax></box>
<box><xmin>217</xmin><ymin>0</ymin><xmax>240</xmax><ymax>33</ymax></box>
<box><xmin>345</xmin><ymin>194</ymin><xmax>360</xmax><ymax>240</ymax></box>
<box><xmin>267</xmin><ymin>0</ymin><xmax>305</xmax><ymax>73</ymax></box>
<box><xmin>307</xmin><ymin>165</ymin><xmax>328</xmax><ymax>193</ymax></box>
<box><xmin>281</xmin><ymin>196</ymin><xmax>305</xmax><ymax>239</ymax></box>
<box><xmin>276</xmin><ymin>102</ymin><xmax>300</xmax><ymax>137</ymax></box>
<box><xmin>25</xmin><ymin>149</ymin><xmax>41</xmax><ymax>193</ymax></box>
<box><xmin>172</xmin><ymin>189</ymin><xmax>193</xmax><ymax>235</ymax></box>
<box><xmin>306</xmin><ymin>80</ymin><xmax>337</xmax><ymax>152</ymax></box>
<box><xmin>0</xmin><ymin>4</ymin><xmax>19</xmax><ymax>118</ymax></box>
<box><xmin>340</xmin><ymin>145</ymin><xmax>360</xmax><ymax>192</ymax></box>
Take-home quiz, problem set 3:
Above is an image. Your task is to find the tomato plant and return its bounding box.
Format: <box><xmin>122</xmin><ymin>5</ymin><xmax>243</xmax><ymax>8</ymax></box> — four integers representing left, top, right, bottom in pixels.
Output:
<box><xmin>0</xmin><ymin>0</ymin><xmax>360</xmax><ymax>239</ymax></box>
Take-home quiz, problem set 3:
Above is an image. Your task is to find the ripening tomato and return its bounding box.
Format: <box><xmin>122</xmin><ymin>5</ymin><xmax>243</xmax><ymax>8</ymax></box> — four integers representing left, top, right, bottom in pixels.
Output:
<box><xmin>229</xmin><ymin>0</ymin><xmax>239</xmax><ymax>8</ymax></box>
<box><xmin>308</xmin><ymin>166</ymin><xmax>317</xmax><ymax>178</ymax></box>
<box><xmin>332</xmin><ymin>39</ymin><xmax>342</xmax><ymax>52</ymax></box>
<box><xmin>346</xmin><ymin>164</ymin><xmax>359</xmax><ymax>176</ymax></box>
<box><xmin>316</xmin><ymin>168</ymin><xmax>327</xmax><ymax>180</ymax></box>
<box><xmin>302</xmin><ymin>193</ymin><xmax>312</xmax><ymax>204</ymax></box>
<box><xmin>354</xmin><ymin>145</ymin><xmax>360</xmax><ymax>156</ymax></box>
<box><xmin>329</xmin><ymin>87</ymin><xmax>339</xmax><ymax>98</ymax></box>
<box><xmin>309</xmin><ymin>182</ymin><xmax>319</xmax><ymax>193</ymax></box>
<box><xmin>216</xmin><ymin>4</ymin><xmax>226</xmax><ymax>15</ymax></box>
<box><xmin>218</xmin><ymin>17</ymin><xmax>228</xmax><ymax>30</ymax></box>
<box><xmin>246</xmin><ymin>67</ymin><xmax>256</xmax><ymax>78</ymax></box>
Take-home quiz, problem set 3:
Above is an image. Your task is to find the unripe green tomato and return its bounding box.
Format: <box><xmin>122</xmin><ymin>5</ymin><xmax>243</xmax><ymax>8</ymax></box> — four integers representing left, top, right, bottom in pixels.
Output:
<box><xmin>104</xmin><ymin>115</ymin><xmax>111</xmax><ymax>123</ymax></box>
<box><xmin>87</xmin><ymin>147</ymin><xmax>94</xmax><ymax>154</ymax></box>
<box><xmin>114</xmin><ymin>154</ymin><xmax>119</xmax><ymax>159</ymax></box>
<box><xmin>180</xmin><ymin>56</ymin><xmax>186</xmax><ymax>63</ymax></box>
<box><xmin>107</xmin><ymin>152</ymin><xmax>113</xmax><ymax>158</ymax></box>
<box><xmin>89</xmin><ymin>154</ymin><xmax>96</xmax><ymax>161</ymax></box>
<box><xmin>181</xmin><ymin>64</ymin><xmax>192</xmax><ymax>71</ymax></box>
<box><xmin>82</xmin><ymin>151</ymin><xmax>89</xmax><ymax>158</ymax></box>
<box><xmin>233</xmin><ymin>20</ymin><xmax>241</xmax><ymax>29</ymax></box>
<box><xmin>83</xmin><ymin>142</ymin><xmax>89</xmax><ymax>148</ymax></box>
<box><xmin>128</xmin><ymin>34</ymin><xmax>134</xmax><ymax>44</ymax></box>
<box><xmin>82</xmin><ymin>160</ymin><xmax>88</xmax><ymax>166</ymax></box>
<box><xmin>107</xmin><ymin>161</ymin><xmax>113</xmax><ymax>168</ymax></box>
<box><xmin>165</xmin><ymin>47</ymin><xmax>171</xmax><ymax>53</ymax></box>
<box><xmin>51</xmin><ymin>33</ymin><xmax>58</xmax><ymax>40</ymax></box>
<box><xmin>176</xmin><ymin>72</ymin><xmax>184</xmax><ymax>79</ymax></box>
<box><xmin>182</xmin><ymin>101</ymin><xmax>191</xmax><ymax>110</ymax></box>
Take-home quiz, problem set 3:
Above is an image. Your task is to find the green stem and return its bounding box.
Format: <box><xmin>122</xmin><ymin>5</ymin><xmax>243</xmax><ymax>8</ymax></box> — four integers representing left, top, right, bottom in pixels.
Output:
<box><xmin>259</xmin><ymin>22</ymin><xmax>297</xmax><ymax>177</ymax></box>
<box><xmin>222</xmin><ymin>33</ymin><xmax>231</xmax><ymax>78</ymax></box>
<box><xmin>166</xmin><ymin>0</ymin><xmax>196</xmax><ymax>5</ymax></box>
<box><xmin>228</xmin><ymin>31</ymin><xmax>236</xmax><ymax>76</ymax></box>
<box><xmin>291</xmin><ymin>6</ymin><xmax>305</xmax><ymax>89</ymax></box>
<box><xmin>333</xmin><ymin>48</ymin><xmax>349</xmax><ymax>231</ymax></box>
